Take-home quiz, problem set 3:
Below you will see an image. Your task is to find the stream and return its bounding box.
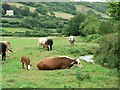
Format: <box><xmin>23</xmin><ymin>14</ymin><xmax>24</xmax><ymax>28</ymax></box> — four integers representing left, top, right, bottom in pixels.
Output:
<box><xmin>79</xmin><ymin>55</ymin><xmax>95</xmax><ymax>64</ymax></box>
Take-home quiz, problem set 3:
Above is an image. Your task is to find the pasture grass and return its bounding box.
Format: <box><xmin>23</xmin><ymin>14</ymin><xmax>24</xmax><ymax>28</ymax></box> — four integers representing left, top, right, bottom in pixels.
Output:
<box><xmin>1</xmin><ymin>36</ymin><xmax>118</xmax><ymax>88</ymax></box>
<box><xmin>7</xmin><ymin>2</ymin><xmax>36</xmax><ymax>12</ymax></box>
<box><xmin>75</xmin><ymin>4</ymin><xmax>109</xmax><ymax>18</ymax></box>
<box><xmin>2</xmin><ymin>28</ymin><xmax>32</xmax><ymax>33</ymax></box>
<box><xmin>53</xmin><ymin>12</ymin><xmax>74</xmax><ymax>20</ymax></box>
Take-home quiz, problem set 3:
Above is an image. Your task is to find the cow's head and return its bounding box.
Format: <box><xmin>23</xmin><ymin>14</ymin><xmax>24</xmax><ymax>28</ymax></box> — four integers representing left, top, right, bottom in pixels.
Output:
<box><xmin>74</xmin><ymin>59</ymin><xmax>83</xmax><ymax>68</ymax></box>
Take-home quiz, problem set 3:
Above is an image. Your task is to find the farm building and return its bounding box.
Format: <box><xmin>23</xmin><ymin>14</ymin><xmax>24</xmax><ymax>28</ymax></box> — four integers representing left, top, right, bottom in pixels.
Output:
<box><xmin>5</xmin><ymin>10</ymin><xmax>14</xmax><ymax>16</ymax></box>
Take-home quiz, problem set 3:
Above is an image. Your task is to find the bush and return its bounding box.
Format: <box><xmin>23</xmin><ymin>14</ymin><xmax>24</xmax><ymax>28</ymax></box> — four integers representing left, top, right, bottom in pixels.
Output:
<box><xmin>2</xmin><ymin>20</ymin><xmax>9</xmax><ymax>23</ymax></box>
<box><xmin>94</xmin><ymin>33</ymin><xmax>119</xmax><ymax>68</ymax></box>
<box><xmin>85</xmin><ymin>34</ymin><xmax>102</xmax><ymax>43</ymax></box>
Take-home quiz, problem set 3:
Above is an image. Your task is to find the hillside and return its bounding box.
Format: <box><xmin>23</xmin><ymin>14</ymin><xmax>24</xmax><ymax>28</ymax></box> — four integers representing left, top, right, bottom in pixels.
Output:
<box><xmin>5</xmin><ymin>2</ymin><xmax>109</xmax><ymax>19</ymax></box>
<box><xmin>1</xmin><ymin>2</ymin><xmax>110</xmax><ymax>37</ymax></box>
<box><xmin>75</xmin><ymin>4</ymin><xmax>109</xmax><ymax>18</ymax></box>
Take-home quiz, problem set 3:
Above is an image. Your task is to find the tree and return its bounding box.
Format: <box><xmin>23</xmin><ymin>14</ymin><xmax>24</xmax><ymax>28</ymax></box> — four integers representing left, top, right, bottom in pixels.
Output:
<box><xmin>108</xmin><ymin>2</ymin><xmax>120</xmax><ymax>21</ymax></box>
<box><xmin>79</xmin><ymin>14</ymin><xmax>100</xmax><ymax>36</ymax></box>
<box><xmin>98</xmin><ymin>20</ymin><xmax>113</xmax><ymax>35</ymax></box>
<box><xmin>2</xmin><ymin>3</ymin><xmax>11</xmax><ymax>14</ymax></box>
<box><xmin>21</xmin><ymin>16</ymin><xmax>39</xmax><ymax>29</ymax></box>
<box><xmin>20</xmin><ymin>6</ymin><xmax>30</xmax><ymax>16</ymax></box>
<box><xmin>36</xmin><ymin>5</ymin><xmax>48</xmax><ymax>15</ymax></box>
<box><xmin>63</xmin><ymin>13</ymin><xmax>86</xmax><ymax>36</ymax></box>
<box><xmin>30</xmin><ymin>10</ymin><xmax>39</xmax><ymax>18</ymax></box>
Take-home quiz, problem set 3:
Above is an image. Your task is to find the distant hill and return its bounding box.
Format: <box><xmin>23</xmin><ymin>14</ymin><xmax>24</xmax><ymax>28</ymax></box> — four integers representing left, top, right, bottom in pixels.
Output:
<box><xmin>5</xmin><ymin>2</ymin><xmax>109</xmax><ymax>19</ymax></box>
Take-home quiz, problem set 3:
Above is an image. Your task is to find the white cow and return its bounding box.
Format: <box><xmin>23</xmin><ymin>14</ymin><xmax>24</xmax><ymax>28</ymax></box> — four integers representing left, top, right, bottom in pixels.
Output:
<box><xmin>38</xmin><ymin>38</ymin><xmax>49</xmax><ymax>50</ymax></box>
<box><xmin>69</xmin><ymin>36</ymin><xmax>75</xmax><ymax>45</ymax></box>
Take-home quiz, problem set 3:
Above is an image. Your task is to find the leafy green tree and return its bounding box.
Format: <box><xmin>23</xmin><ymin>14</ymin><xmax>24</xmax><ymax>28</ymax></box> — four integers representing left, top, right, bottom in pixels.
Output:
<box><xmin>30</xmin><ymin>10</ymin><xmax>39</xmax><ymax>18</ymax></box>
<box><xmin>63</xmin><ymin>13</ymin><xmax>86</xmax><ymax>36</ymax></box>
<box><xmin>108</xmin><ymin>2</ymin><xmax>120</xmax><ymax>21</ymax></box>
<box><xmin>21</xmin><ymin>16</ymin><xmax>39</xmax><ymax>29</ymax></box>
<box><xmin>1</xmin><ymin>8</ymin><xmax>5</xmax><ymax>15</ymax></box>
<box><xmin>41</xmin><ymin>21</ymin><xmax>57</xmax><ymax>29</ymax></box>
<box><xmin>79</xmin><ymin>14</ymin><xmax>100</xmax><ymax>36</ymax></box>
<box><xmin>98</xmin><ymin>20</ymin><xmax>113</xmax><ymax>35</ymax></box>
<box><xmin>58</xmin><ymin>22</ymin><xmax>64</xmax><ymax>28</ymax></box>
<box><xmin>36</xmin><ymin>5</ymin><xmax>48</xmax><ymax>15</ymax></box>
<box><xmin>2</xmin><ymin>3</ymin><xmax>11</xmax><ymax>14</ymax></box>
<box><xmin>20</xmin><ymin>6</ymin><xmax>30</xmax><ymax>16</ymax></box>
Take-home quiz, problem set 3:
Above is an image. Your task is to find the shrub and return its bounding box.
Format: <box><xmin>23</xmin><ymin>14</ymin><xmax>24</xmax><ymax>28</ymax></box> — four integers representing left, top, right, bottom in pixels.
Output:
<box><xmin>2</xmin><ymin>20</ymin><xmax>9</xmax><ymax>23</ymax></box>
<box><xmin>85</xmin><ymin>34</ymin><xmax>102</xmax><ymax>43</ymax></box>
<box><xmin>94</xmin><ymin>33</ymin><xmax>119</xmax><ymax>68</ymax></box>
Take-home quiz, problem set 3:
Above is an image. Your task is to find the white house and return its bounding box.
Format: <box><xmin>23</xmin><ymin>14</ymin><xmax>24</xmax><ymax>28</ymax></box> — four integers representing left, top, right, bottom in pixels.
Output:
<box><xmin>6</xmin><ymin>10</ymin><xmax>14</xmax><ymax>16</ymax></box>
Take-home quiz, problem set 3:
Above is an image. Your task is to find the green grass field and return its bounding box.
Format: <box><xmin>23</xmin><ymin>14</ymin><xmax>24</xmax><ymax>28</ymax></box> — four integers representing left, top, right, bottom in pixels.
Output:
<box><xmin>2</xmin><ymin>28</ymin><xmax>32</xmax><ymax>33</ymax></box>
<box><xmin>53</xmin><ymin>12</ymin><xmax>74</xmax><ymax>20</ymax></box>
<box><xmin>1</xmin><ymin>36</ymin><xmax>118</xmax><ymax>88</ymax></box>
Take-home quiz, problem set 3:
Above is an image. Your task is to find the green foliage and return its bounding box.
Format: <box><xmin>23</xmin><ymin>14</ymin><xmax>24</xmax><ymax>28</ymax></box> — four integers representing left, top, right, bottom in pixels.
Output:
<box><xmin>63</xmin><ymin>13</ymin><xmax>86</xmax><ymax>36</ymax></box>
<box><xmin>30</xmin><ymin>11</ymin><xmax>39</xmax><ymax>18</ymax></box>
<box><xmin>19</xmin><ymin>83</ymin><xmax>37</xmax><ymax>88</ymax></box>
<box><xmin>19</xmin><ymin>6</ymin><xmax>30</xmax><ymax>17</ymax></box>
<box><xmin>79</xmin><ymin>14</ymin><xmax>100</xmax><ymax>36</ymax></box>
<box><xmin>21</xmin><ymin>16</ymin><xmax>39</xmax><ymax>29</ymax></box>
<box><xmin>94</xmin><ymin>33</ymin><xmax>119</xmax><ymax>68</ymax></box>
<box><xmin>98</xmin><ymin>20</ymin><xmax>113</xmax><ymax>35</ymax></box>
<box><xmin>85</xmin><ymin>34</ymin><xmax>102</xmax><ymax>43</ymax></box>
<box><xmin>76</xmin><ymin>70</ymin><xmax>84</xmax><ymax>81</ymax></box>
<box><xmin>76</xmin><ymin>70</ymin><xmax>91</xmax><ymax>87</ymax></box>
<box><xmin>44</xmin><ymin>2</ymin><xmax>77</xmax><ymax>15</ymax></box>
<box><xmin>2</xmin><ymin>3</ymin><xmax>11</xmax><ymax>14</ymax></box>
<box><xmin>41</xmin><ymin>21</ymin><xmax>57</xmax><ymax>29</ymax></box>
<box><xmin>108</xmin><ymin>68</ymin><xmax>119</xmax><ymax>77</ymax></box>
<box><xmin>80</xmin><ymin>2</ymin><xmax>108</xmax><ymax>14</ymax></box>
<box><xmin>108</xmin><ymin>2</ymin><xmax>120</xmax><ymax>21</ymax></box>
<box><xmin>36</xmin><ymin>5</ymin><xmax>48</xmax><ymax>15</ymax></box>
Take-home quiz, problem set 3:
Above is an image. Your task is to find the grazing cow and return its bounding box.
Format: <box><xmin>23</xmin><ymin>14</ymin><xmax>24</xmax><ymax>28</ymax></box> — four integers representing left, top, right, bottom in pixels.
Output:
<box><xmin>20</xmin><ymin>56</ymin><xmax>31</xmax><ymax>70</ymax></box>
<box><xmin>38</xmin><ymin>38</ymin><xmax>53</xmax><ymax>51</ymax></box>
<box><xmin>0</xmin><ymin>41</ymin><xmax>13</xmax><ymax>56</ymax></box>
<box><xmin>0</xmin><ymin>42</ymin><xmax>7</xmax><ymax>61</ymax></box>
<box><xmin>45</xmin><ymin>39</ymin><xmax>53</xmax><ymax>51</ymax></box>
<box><xmin>69</xmin><ymin>35</ymin><xmax>75</xmax><ymax>45</ymax></box>
<box><xmin>38</xmin><ymin>38</ymin><xmax>48</xmax><ymax>50</ymax></box>
<box><xmin>37</xmin><ymin>56</ymin><xmax>83</xmax><ymax>70</ymax></box>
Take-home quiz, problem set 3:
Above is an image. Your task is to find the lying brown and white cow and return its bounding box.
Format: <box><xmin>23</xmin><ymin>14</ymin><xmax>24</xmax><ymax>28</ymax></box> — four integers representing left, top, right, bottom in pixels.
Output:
<box><xmin>37</xmin><ymin>56</ymin><xmax>83</xmax><ymax>70</ymax></box>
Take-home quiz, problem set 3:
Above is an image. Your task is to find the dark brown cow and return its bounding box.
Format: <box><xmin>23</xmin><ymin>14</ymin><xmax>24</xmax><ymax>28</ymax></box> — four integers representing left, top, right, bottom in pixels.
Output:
<box><xmin>37</xmin><ymin>56</ymin><xmax>83</xmax><ymax>70</ymax></box>
<box><xmin>20</xmin><ymin>56</ymin><xmax>31</xmax><ymax>70</ymax></box>
<box><xmin>0</xmin><ymin>41</ymin><xmax>13</xmax><ymax>56</ymax></box>
<box><xmin>0</xmin><ymin>42</ymin><xmax>7</xmax><ymax>61</ymax></box>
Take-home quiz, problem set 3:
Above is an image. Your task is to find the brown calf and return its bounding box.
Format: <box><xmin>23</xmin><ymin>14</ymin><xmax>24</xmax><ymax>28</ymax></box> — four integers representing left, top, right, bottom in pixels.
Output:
<box><xmin>37</xmin><ymin>56</ymin><xmax>83</xmax><ymax>70</ymax></box>
<box><xmin>42</xmin><ymin>44</ymin><xmax>49</xmax><ymax>51</ymax></box>
<box><xmin>20</xmin><ymin>56</ymin><xmax>31</xmax><ymax>70</ymax></box>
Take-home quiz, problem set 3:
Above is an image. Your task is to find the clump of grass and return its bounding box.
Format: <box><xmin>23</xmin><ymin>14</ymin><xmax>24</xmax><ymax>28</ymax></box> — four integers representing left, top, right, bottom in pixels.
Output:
<box><xmin>76</xmin><ymin>70</ymin><xmax>91</xmax><ymax>87</ymax></box>
<box><xmin>108</xmin><ymin>68</ymin><xmax>119</xmax><ymax>77</ymax></box>
<box><xmin>19</xmin><ymin>82</ymin><xmax>37</xmax><ymax>88</ymax></box>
